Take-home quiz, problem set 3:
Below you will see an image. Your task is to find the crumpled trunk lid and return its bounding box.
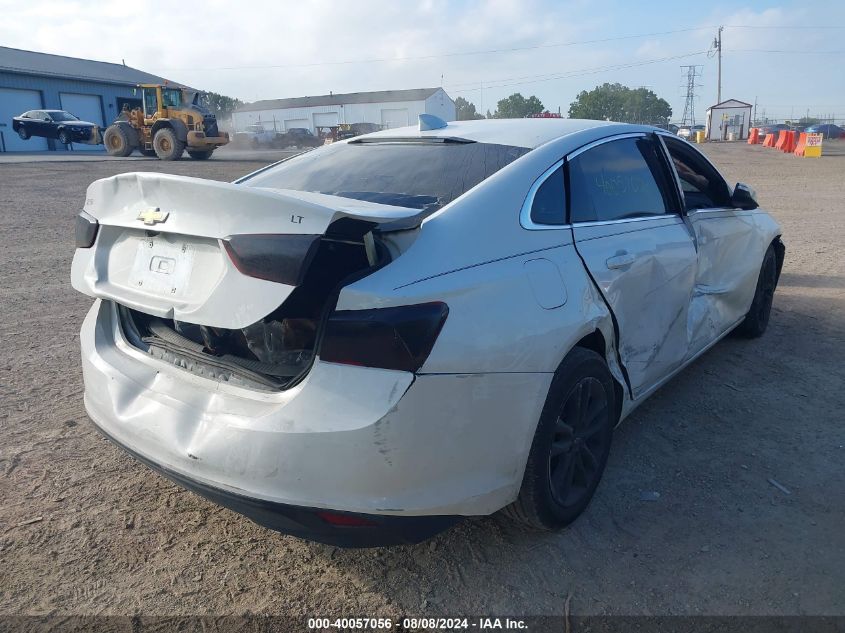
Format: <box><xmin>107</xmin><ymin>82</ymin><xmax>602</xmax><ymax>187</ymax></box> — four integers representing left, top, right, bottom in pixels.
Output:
<box><xmin>71</xmin><ymin>172</ymin><xmax>419</xmax><ymax>329</ymax></box>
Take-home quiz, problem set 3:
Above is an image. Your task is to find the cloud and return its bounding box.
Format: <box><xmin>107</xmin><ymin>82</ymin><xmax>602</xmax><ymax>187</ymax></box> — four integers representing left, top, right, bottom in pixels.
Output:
<box><xmin>1</xmin><ymin>0</ymin><xmax>843</xmax><ymax>121</ymax></box>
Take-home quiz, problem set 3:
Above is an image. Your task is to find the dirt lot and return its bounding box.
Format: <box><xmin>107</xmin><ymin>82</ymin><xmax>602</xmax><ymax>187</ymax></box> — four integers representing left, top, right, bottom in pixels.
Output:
<box><xmin>0</xmin><ymin>143</ymin><xmax>843</xmax><ymax>619</ymax></box>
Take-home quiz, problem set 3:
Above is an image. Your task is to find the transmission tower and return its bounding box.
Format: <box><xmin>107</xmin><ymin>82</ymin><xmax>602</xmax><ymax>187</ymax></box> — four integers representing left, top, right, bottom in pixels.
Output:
<box><xmin>680</xmin><ymin>65</ymin><xmax>702</xmax><ymax>128</ymax></box>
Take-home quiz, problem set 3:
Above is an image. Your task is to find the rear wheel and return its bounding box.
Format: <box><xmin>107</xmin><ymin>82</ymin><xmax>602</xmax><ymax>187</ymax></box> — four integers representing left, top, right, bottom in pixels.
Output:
<box><xmin>187</xmin><ymin>149</ymin><xmax>214</xmax><ymax>160</ymax></box>
<box><xmin>153</xmin><ymin>128</ymin><xmax>185</xmax><ymax>160</ymax></box>
<box><xmin>736</xmin><ymin>245</ymin><xmax>778</xmax><ymax>338</ymax></box>
<box><xmin>103</xmin><ymin>125</ymin><xmax>134</xmax><ymax>157</ymax></box>
<box><xmin>504</xmin><ymin>348</ymin><xmax>616</xmax><ymax>530</ymax></box>
<box><xmin>18</xmin><ymin>126</ymin><xmax>30</xmax><ymax>140</ymax></box>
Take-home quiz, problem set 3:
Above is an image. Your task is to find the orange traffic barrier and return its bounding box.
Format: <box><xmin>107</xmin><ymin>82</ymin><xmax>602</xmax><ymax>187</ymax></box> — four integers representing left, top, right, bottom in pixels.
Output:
<box><xmin>774</xmin><ymin>130</ymin><xmax>788</xmax><ymax>150</ymax></box>
<box><xmin>793</xmin><ymin>132</ymin><xmax>808</xmax><ymax>156</ymax></box>
<box><xmin>748</xmin><ymin>128</ymin><xmax>759</xmax><ymax>144</ymax></box>
<box><xmin>762</xmin><ymin>133</ymin><xmax>777</xmax><ymax>147</ymax></box>
<box><xmin>781</xmin><ymin>131</ymin><xmax>797</xmax><ymax>153</ymax></box>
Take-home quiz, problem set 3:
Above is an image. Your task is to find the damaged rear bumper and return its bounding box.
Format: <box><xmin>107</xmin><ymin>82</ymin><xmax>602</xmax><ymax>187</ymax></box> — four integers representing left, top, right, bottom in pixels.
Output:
<box><xmin>81</xmin><ymin>300</ymin><xmax>549</xmax><ymax>543</ymax></box>
<box><xmin>92</xmin><ymin>420</ymin><xmax>458</xmax><ymax>547</ymax></box>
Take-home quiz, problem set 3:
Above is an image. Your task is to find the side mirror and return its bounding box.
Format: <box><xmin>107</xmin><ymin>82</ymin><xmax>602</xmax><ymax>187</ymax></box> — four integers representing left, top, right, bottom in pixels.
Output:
<box><xmin>731</xmin><ymin>182</ymin><xmax>758</xmax><ymax>210</ymax></box>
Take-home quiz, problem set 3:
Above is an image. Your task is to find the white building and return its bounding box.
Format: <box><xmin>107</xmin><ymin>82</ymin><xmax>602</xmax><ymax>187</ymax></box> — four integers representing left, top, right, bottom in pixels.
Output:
<box><xmin>705</xmin><ymin>99</ymin><xmax>753</xmax><ymax>141</ymax></box>
<box><xmin>232</xmin><ymin>87</ymin><xmax>456</xmax><ymax>134</ymax></box>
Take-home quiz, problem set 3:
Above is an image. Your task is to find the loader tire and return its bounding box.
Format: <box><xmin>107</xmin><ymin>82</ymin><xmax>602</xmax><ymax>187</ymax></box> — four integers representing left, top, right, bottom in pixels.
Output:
<box><xmin>153</xmin><ymin>128</ymin><xmax>185</xmax><ymax>161</ymax></box>
<box><xmin>104</xmin><ymin>125</ymin><xmax>134</xmax><ymax>157</ymax></box>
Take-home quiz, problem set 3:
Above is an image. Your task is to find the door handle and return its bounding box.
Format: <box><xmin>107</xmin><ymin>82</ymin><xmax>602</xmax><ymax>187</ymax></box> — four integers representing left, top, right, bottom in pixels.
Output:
<box><xmin>606</xmin><ymin>253</ymin><xmax>635</xmax><ymax>269</ymax></box>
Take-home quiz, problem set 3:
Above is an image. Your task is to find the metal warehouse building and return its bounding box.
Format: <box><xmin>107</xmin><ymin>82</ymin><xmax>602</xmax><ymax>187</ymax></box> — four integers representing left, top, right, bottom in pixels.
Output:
<box><xmin>232</xmin><ymin>88</ymin><xmax>456</xmax><ymax>134</ymax></box>
<box><xmin>0</xmin><ymin>46</ymin><xmax>176</xmax><ymax>152</ymax></box>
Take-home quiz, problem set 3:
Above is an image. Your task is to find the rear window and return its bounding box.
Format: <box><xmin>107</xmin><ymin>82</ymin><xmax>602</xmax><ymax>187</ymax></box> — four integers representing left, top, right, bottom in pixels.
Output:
<box><xmin>241</xmin><ymin>141</ymin><xmax>530</xmax><ymax>215</ymax></box>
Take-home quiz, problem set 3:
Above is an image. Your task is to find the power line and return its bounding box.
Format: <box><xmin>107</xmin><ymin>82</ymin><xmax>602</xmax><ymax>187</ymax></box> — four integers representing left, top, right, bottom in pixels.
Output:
<box><xmin>726</xmin><ymin>48</ymin><xmax>845</xmax><ymax>54</ymax></box>
<box><xmin>149</xmin><ymin>26</ymin><xmax>718</xmax><ymax>72</ymax></box>
<box><xmin>724</xmin><ymin>24</ymin><xmax>845</xmax><ymax>29</ymax></box>
<box><xmin>147</xmin><ymin>23</ymin><xmax>845</xmax><ymax>73</ymax></box>
<box><xmin>446</xmin><ymin>50</ymin><xmax>710</xmax><ymax>93</ymax></box>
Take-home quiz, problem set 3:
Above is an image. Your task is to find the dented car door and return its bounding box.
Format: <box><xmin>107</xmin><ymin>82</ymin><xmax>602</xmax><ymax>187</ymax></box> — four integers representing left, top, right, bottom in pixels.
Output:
<box><xmin>659</xmin><ymin>135</ymin><xmax>766</xmax><ymax>359</ymax></box>
<box><xmin>568</xmin><ymin>134</ymin><xmax>697</xmax><ymax>398</ymax></box>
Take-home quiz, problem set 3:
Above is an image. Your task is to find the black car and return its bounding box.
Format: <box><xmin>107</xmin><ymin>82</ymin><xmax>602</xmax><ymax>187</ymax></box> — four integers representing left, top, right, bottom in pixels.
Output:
<box><xmin>755</xmin><ymin>123</ymin><xmax>790</xmax><ymax>137</ymax></box>
<box><xmin>281</xmin><ymin>127</ymin><xmax>322</xmax><ymax>148</ymax></box>
<box><xmin>12</xmin><ymin>110</ymin><xmax>100</xmax><ymax>145</ymax></box>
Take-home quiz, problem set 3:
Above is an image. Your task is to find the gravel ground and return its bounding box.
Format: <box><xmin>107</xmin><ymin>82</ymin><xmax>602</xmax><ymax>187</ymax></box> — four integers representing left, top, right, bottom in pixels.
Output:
<box><xmin>0</xmin><ymin>143</ymin><xmax>843</xmax><ymax>619</ymax></box>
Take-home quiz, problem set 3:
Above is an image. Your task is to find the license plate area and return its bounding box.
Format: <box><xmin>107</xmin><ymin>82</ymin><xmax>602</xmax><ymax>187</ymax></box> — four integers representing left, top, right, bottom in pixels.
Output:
<box><xmin>128</xmin><ymin>235</ymin><xmax>195</xmax><ymax>298</ymax></box>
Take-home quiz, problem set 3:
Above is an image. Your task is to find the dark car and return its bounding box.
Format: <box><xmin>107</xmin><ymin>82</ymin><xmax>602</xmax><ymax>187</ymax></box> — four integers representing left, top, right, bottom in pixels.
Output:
<box><xmin>280</xmin><ymin>127</ymin><xmax>322</xmax><ymax>148</ymax></box>
<box><xmin>755</xmin><ymin>123</ymin><xmax>790</xmax><ymax>138</ymax></box>
<box><xmin>337</xmin><ymin>122</ymin><xmax>384</xmax><ymax>141</ymax></box>
<box><xmin>12</xmin><ymin>110</ymin><xmax>100</xmax><ymax>145</ymax></box>
<box><xmin>804</xmin><ymin>124</ymin><xmax>844</xmax><ymax>139</ymax></box>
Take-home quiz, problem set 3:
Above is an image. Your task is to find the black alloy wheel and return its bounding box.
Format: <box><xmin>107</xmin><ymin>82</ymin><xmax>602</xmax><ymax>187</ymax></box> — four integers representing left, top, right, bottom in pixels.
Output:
<box><xmin>504</xmin><ymin>347</ymin><xmax>616</xmax><ymax>530</ymax></box>
<box><xmin>548</xmin><ymin>377</ymin><xmax>610</xmax><ymax>509</ymax></box>
<box><xmin>737</xmin><ymin>245</ymin><xmax>779</xmax><ymax>338</ymax></box>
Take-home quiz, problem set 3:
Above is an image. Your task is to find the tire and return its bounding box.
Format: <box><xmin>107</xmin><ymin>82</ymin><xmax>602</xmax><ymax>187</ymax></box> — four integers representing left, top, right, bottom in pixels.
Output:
<box><xmin>736</xmin><ymin>245</ymin><xmax>779</xmax><ymax>338</ymax></box>
<box><xmin>18</xmin><ymin>126</ymin><xmax>30</xmax><ymax>140</ymax></box>
<box><xmin>503</xmin><ymin>348</ymin><xmax>617</xmax><ymax>530</ymax></box>
<box><xmin>103</xmin><ymin>125</ymin><xmax>134</xmax><ymax>157</ymax></box>
<box><xmin>187</xmin><ymin>150</ymin><xmax>213</xmax><ymax>160</ymax></box>
<box><xmin>152</xmin><ymin>128</ymin><xmax>185</xmax><ymax>160</ymax></box>
<box><xmin>58</xmin><ymin>130</ymin><xmax>70</xmax><ymax>145</ymax></box>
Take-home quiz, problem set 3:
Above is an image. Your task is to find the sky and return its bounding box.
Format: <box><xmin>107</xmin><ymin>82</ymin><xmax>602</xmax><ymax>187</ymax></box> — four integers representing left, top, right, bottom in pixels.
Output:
<box><xmin>1</xmin><ymin>0</ymin><xmax>844</xmax><ymax>123</ymax></box>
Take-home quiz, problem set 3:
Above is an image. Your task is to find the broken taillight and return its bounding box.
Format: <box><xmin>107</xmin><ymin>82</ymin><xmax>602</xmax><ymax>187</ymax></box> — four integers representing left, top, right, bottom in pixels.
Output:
<box><xmin>319</xmin><ymin>302</ymin><xmax>448</xmax><ymax>372</ymax></box>
<box><xmin>75</xmin><ymin>211</ymin><xmax>99</xmax><ymax>248</ymax></box>
<box><xmin>223</xmin><ymin>234</ymin><xmax>321</xmax><ymax>286</ymax></box>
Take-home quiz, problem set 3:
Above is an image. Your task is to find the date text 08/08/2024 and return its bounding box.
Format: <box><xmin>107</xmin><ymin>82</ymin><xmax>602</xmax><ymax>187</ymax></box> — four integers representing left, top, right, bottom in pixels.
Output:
<box><xmin>307</xmin><ymin>617</ymin><xmax>528</xmax><ymax>630</ymax></box>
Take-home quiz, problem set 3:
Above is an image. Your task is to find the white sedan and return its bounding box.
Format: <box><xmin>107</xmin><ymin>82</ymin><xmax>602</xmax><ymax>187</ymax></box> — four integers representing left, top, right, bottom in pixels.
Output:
<box><xmin>71</xmin><ymin>117</ymin><xmax>784</xmax><ymax>547</ymax></box>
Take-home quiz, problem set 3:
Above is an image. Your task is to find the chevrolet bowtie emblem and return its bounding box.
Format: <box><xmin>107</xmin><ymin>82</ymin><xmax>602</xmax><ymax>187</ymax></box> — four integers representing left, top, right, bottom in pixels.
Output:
<box><xmin>137</xmin><ymin>207</ymin><xmax>168</xmax><ymax>225</ymax></box>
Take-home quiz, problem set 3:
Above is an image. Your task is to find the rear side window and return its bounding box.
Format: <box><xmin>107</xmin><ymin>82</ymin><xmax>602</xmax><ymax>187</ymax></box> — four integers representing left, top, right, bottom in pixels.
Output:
<box><xmin>569</xmin><ymin>136</ymin><xmax>672</xmax><ymax>223</ymax></box>
<box><xmin>530</xmin><ymin>165</ymin><xmax>566</xmax><ymax>225</ymax></box>
<box><xmin>241</xmin><ymin>141</ymin><xmax>530</xmax><ymax>215</ymax></box>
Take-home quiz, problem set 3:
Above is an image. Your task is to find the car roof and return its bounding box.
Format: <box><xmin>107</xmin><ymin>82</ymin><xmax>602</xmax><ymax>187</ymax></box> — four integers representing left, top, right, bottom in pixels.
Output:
<box><xmin>355</xmin><ymin>118</ymin><xmax>627</xmax><ymax>150</ymax></box>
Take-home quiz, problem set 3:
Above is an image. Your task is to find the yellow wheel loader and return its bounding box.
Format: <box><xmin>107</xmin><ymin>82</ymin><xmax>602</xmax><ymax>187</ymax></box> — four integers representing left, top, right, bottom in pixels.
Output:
<box><xmin>103</xmin><ymin>84</ymin><xmax>229</xmax><ymax>160</ymax></box>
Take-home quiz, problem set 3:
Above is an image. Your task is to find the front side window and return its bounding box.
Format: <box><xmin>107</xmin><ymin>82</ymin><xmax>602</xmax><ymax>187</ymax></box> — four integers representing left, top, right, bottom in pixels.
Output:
<box><xmin>50</xmin><ymin>112</ymin><xmax>79</xmax><ymax>122</ymax></box>
<box><xmin>241</xmin><ymin>140</ymin><xmax>529</xmax><ymax>215</ymax></box>
<box><xmin>569</xmin><ymin>136</ymin><xmax>672</xmax><ymax>223</ymax></box>
<box><xmin>662</xmin><ymin>136</ymin><xmax>731</xmax><ymax>210</ymax></box>
<box><xmin>530</xmin><ymin>165</ymin><xmax>565</xmax><ymax>225</ymax></box>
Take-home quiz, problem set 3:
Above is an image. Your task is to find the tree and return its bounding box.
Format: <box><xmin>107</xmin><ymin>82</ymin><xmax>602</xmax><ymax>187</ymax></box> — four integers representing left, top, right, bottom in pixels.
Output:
<box><xmin>454</xmin><ymin>97</ymin><xmax>484</xmax><ymax>120</ymax></box>
<box><xmin>491</xmin><ymin>93</ymin><xmax>545</xmax><ymax>119</ymax></box>
<box><xmin>568</xmin><ymin>83</ymin><xmax>672</xmax><ymax>126</ymax></box>
<box><xmin>203</xmin><ymin>92</ymin><xmax>244</xmax><ymax>118</ymax></box>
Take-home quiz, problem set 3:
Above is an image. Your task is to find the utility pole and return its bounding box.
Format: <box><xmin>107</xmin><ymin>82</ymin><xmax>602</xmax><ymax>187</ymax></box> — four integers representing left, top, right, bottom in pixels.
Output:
<box><xmin>714</xmin><ymin>26</ymin><xmax>723</xmax><ymax>104</ymax></box>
